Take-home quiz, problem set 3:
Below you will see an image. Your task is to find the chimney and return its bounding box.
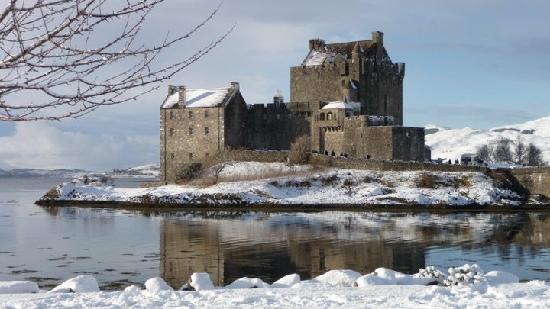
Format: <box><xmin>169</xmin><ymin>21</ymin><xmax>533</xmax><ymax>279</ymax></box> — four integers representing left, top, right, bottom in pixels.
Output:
<box><xmin>309</xmin><ymin>38</ymin><xmax>326</xmax><ymax>50</ymax></box>
<box><xmin>178</xmin><ymin>85</ymin><xmax>186</xmax><ymax>107</ymax></box>
<box><xmin>168</xmin><ymin>85</ymin><xmax>177</xmax><ymax>96</ymax></box>
<box><xmin>273</xmin><ymin>89</ymin><xmax>284</xmax><ymax>106</ymax></box>
<box><xmin>230</xmin><ymin>81</ymin><xmax>240</xmax><ymax>92</ymax></box>
<box><xmin>371</xmin><ymin>31</ymin><xmax>384</xmax><ymax>46</ymax></box>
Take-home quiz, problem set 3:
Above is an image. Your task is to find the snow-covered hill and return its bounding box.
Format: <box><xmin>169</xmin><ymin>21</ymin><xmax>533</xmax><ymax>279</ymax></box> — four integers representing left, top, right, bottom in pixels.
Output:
<box><xmin>0</xmin><ymin>168</ymin><xmax>87</xmax><ymax>178</ymax></box>
<box><xmin>425</xmin><ymin>116</ymin><xmax>550</xmax><ymax>163</ymax></box>
<box><xmin>109</xmin><ymin>163</ymin><xmax>159</xmax><ymax>178</ymax></box>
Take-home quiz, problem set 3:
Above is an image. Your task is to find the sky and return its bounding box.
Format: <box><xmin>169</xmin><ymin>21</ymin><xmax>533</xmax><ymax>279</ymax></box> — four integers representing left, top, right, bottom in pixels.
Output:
<box><xmin>1</xmin><ymin>0</ymin><xmax>550</xmax><ymax>170</ymax></box>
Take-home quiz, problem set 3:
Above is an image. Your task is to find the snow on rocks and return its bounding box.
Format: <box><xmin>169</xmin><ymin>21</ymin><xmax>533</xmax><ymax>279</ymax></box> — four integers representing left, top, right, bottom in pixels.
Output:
<box><xmin>314</xmin><ymin>269</ymin><xmax>362</xmax><ymax>287</ymax></box>
<box><xmin>444</xmin><ymin>264</ymin><xmax>486</xmax><ymax>287</ymax></box>
<box><xmin>0</xmin><ymin>281</ymin><xmax>39</xmax><ymax>294</ymax></box>
<box><xmin>144</xmin><ymin>277</ymin><xmax>173</xmax><ymax>293</ymax></box>
<box><xmin>271</xmin><ymin>274</ymin><xmax>301</xmax><ymax>288</ymax></box>
<box><xmin>225</xmin><ymin>277</ymin><xmax>269</xmax><ymax>289</ymax></box>
<box><xmin>189</xmin><ymin>272</ymin><xmax>215</xmax><ymax>291</ymax></box>
<box><xmin>49</xmin><ymin>275</ymin><xmax>99</xmax><ymax>293</ymax></box>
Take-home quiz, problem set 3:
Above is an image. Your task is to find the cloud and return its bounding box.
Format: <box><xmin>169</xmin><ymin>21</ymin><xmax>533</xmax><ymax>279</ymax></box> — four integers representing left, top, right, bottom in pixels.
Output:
<box><xmin>0</xmin><ymin>122</ymin><xmax>158</xmax><ymax>171</ymax></box>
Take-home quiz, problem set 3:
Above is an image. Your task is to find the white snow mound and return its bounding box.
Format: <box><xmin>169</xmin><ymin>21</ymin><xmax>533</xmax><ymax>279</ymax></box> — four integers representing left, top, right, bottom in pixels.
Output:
<box><xmin>190</xmin><ymin>272</ymin><xmax>215</xmax><ymax>291</ymax></box>
<box><xmin>49</xmin><ymin>275</ymin><xmax>99</xmax><ymax>293</ymax></box>
<box><xmin>144</xmin><ymin>277</ymin><xmax>172</xmax><ymax>293</ymax></box>
<box><xmin>225</xmin><ymin>277</ymin><xmax>269</xmax><ymax>289</ymax></box>
<box><xmin>314</xmin><ymin>269</ymin><xmax>362</xmax><ymax>287</ymax></box>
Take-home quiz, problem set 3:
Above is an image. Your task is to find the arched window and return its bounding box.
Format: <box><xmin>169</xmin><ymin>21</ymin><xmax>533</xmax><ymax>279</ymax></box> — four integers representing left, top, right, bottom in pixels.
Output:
<box><xmin>327</xmin><ymin>112</ymin><xmax>333</xmax><ymax>120</ymax></box>
<box><xmin>320</xmin><ymin>113</ymin><xmax>325</xmax><ymax>121</ymax></box>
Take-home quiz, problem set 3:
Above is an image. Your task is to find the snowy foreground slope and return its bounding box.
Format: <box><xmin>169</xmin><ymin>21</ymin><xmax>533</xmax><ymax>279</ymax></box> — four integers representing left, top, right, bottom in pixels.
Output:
<box><xmin>41</xmin><ymin>162</ymin><xmax>525</xmax><ymax>206</ymax></box>
<box><xmin>1</xmin><ymin>266</ymin><xmax>549</xmax><ymax>308</ymax></box>
<box><xmin>426</xmin><ymin>115</ymin><xmax>550</xmax><ymax>162</ymax></box>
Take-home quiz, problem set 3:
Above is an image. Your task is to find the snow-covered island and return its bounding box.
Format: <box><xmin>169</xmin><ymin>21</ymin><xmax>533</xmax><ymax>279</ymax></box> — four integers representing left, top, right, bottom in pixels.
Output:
<box><xmin>1</xmin><ymin>265</ymin><xmax>549</xmax><ymax>308</ymax></box>
<box><xmin>37</xmin><ymin>161</ymin><xmax>545</xmax><ymax>209</ymax></box>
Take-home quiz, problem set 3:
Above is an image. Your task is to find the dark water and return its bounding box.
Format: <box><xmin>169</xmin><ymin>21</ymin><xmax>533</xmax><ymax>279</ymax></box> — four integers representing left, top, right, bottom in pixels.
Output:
<box><xmin>1</xmin><ymin>177</ymin><xmax>549</xmax><ymax>290</ymax></box>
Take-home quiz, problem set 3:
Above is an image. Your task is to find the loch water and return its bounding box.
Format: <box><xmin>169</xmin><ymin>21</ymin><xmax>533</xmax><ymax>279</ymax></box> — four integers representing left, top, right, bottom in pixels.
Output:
<box><xmin>1</xmin><ymin>176</ymin><xmax>549</xmax><ymax>289</ymax></box>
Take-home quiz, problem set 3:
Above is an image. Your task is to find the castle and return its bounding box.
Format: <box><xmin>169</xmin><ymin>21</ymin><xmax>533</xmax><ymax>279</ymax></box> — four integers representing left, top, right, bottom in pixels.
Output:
<box><xmin>160</xmin><ymin>31</ymin><xmax>426</xmax><ymax>183</ymax></box>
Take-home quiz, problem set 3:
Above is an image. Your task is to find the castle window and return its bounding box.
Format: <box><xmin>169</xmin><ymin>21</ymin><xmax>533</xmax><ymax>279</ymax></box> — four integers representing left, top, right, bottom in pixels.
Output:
<box><xmin>169</xmin><ymin>111</ymin><xmax>174</xmax><ymax>120</ymax></box>
<box><xmin>189</xmin><ymin>153</ymin><xmax>193</xmax><ymax>160</ymax></box>
<box><xmin>189</xmin><ymin>127</ymin><xmax>193</xmax><ymax>135</ymax></box>
<box><xmin>188</xmin><ymin>110</ymin><xmax>193</xmax><ymax>119</ymax></box>
<box><xmin>327</xmin><ymin>112</ymin><xmax>333</xmax><ymax>120</ymax></box>
<box><xmin>276</xmin><ymin>114</ymin><xmax>280</xmax><ymax>120</ymax></box>
<box><xmin>169</xmin><ymin>128</ymin><xmax>174</xmax><ymax>137</ymax></box>
<box><xmin>320</xmin><ymin>113</ymin><xmax>325</xmax><ymax>121</ymax></box>
<box><xmin>204</xmin><ymin>110</ymin><xmax>209</xmax><ymax>118</ymax></box>
<box><xmin>204</xmin><ymin>127</ymin><xmax>209</xmax><ymax>135</ymax></box>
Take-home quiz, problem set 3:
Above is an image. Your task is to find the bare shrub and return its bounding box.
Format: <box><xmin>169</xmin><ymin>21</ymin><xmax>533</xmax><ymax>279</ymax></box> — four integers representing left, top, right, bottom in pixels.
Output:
<box><xmin>416</xmin><ymin>173</ymin><xmax>440</xmax><ymax>189</ymax></box>
<box><xmin>288</xmin><ymin>136</ymin><xmax>311</xmax><ymax>164</ymax></box>
<box><xmin>176</xmin><ymin>163</ymin><xmax>202</xmax><ymax>183</ymax></box>
<box><xmin>453</xmin><ymin>175</ymin><xmax>472</xmax><ymax>188</ymax></box>
<box><xmin>320</xmin><ymin>174</ymin><xmax>339</xmax><ymax>186</ymax></box>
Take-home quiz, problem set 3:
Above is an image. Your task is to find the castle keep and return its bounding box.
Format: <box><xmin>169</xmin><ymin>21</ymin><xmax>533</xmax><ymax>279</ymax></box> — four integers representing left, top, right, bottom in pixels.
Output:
<box><xmin>160</xmin><ymin>31</ymin><xmax>426</xmax><ymax>183</ymax></box>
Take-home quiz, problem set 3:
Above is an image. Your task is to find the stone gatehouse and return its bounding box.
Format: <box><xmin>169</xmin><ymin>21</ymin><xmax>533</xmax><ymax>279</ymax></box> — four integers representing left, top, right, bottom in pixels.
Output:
<box><xmin>160</xmin><ymin>31</ymin><xmax>426</xmax><ymax>183</ymax></box>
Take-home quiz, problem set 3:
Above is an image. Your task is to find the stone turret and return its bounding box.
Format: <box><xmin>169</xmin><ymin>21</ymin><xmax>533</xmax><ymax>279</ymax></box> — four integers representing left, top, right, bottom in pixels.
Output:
<box><xmin>309</xmin><ymin>38</ymin><xmax>326</xmax><ymax>50</ymax></box>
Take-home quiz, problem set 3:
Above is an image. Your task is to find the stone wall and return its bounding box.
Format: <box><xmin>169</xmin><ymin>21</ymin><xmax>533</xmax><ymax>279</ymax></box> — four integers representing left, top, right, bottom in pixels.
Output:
<box><xmin>511</xmin><ymin>167</ymin><xmax>550</xmax><ymax>198</ymax></box>
<box><xmin>290</xmin><ymin>63</ymin><xmax>345</xmax><ymax>107</ymax></box>
<box><xmin>245</xmin><ymin>103</ymin><xmax>310</xmax><ymax>150</ymax></box>
<box><xmin>161</xmin><ymin>106</ymin><xmax>225</xmax><ymax>183</ymax></box>
<box><xmin>310</xmin><ymin>154</ymin><xmax>487</xmax><ymax>173</ymax></box>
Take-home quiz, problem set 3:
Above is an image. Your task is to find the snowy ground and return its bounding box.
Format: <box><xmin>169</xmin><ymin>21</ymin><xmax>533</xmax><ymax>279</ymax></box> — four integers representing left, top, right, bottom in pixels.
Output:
<box><xmin>1</xmin><ymin>266</ymin><xmax>548</xmax><ymax>308</ymax></box>
<box><xmin>41</xmin><ymin>162</ymin><xmax>527</xmax><ymax>206</ymax></box>
<box><xmin>426</xmin><ymin>115</ymin><xmax>550</xmax><ymax>163</ymax></box>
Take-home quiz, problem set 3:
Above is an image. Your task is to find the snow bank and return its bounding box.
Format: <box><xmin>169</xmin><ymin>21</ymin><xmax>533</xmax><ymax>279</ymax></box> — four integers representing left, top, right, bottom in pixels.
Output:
<box><xmin>42</xmin><ymin>164</ymin><xmax>527</xmax><ymax>206</ymax></box>
<box><xmin>144</xmin><ymin>277</ymin><xmax>172</xmax><ymax>293</ymax></box>
<box><xmin>0</xmin><ymin>267</ymin><xmax>547</xmax><ymax>308</ymax></box>
<box><xmin>49</xmin><ymin>275</ymin><xmax>99</xmax><ymax>293</ymax></box>
<box><xmin>0</xmin><ymin>281</ymin><xmax>39</xmax><ymax>294</ymax></box>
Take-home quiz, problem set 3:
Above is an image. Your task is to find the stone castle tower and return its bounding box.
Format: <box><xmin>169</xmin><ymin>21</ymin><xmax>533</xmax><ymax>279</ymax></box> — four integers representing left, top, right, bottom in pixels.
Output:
<box><xmin>290</xmin><ymin>31</ymin><xmax>405</xmax><ymax>125</ymax></box>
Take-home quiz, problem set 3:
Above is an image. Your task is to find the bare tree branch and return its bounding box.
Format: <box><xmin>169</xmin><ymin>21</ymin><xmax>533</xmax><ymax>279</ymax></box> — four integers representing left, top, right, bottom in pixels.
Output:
<box><xmin>0</xmin><ymin>0</ymin><xmax>232</xmax><ymax>121</ymax></box>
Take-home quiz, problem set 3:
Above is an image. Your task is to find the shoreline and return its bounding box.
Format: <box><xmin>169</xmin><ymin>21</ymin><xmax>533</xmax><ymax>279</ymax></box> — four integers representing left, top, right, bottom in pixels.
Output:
<box><xmin>35</xmin><ymin>199</ymin><xmax>550</xmax><ymax>213</ymax></box>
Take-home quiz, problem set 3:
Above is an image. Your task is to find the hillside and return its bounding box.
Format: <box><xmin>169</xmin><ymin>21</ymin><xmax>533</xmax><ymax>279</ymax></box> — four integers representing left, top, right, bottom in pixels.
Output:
<box><xmin>425</xmin><ymin>116</ymin><xmax>550</xmax><ymax>163</ymax></box>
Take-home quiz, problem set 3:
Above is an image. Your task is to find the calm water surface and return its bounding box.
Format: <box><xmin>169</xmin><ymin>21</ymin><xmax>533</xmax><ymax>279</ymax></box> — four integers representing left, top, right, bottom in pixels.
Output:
<box><xmin>1</xmin><ymin>176</ymin><xmax>549</xmax><ymax>289</ymax></box>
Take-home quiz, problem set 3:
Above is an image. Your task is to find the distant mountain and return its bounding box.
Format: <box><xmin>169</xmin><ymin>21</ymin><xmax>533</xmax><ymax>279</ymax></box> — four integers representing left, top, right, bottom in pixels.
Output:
<box><xmin>0</xmin><ymin>168</ymin><xmax>87</xmax><ymax>178</ymax></box>
<box><xmin>426</xmin><ymin>116</ymin><xmax>550</xmax><ymax>163</ymax></box>
<box><xmin>109</xmin><ymin>163</ymin><xmax>160</xmax><ymax>178</ymax></box>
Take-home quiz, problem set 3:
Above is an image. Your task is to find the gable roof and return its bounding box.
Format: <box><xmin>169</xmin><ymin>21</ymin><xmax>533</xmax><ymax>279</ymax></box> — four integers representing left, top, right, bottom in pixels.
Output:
<box><xmin>162</xmin><ymin>87</ymin><xmax>232</xmax><ymax>109</ymax></box>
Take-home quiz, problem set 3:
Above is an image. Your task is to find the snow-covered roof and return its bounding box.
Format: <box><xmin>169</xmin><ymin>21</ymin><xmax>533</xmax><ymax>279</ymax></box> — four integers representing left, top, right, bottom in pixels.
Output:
<box><xmin>162</xmin><ymin>87</ymin><xmax>231</xmax><ymax>109</ymax></box>
<box><xmin>322</xmin><ymin>101</ymin><xmax>361</xmax><ymax>111</ymax></box>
